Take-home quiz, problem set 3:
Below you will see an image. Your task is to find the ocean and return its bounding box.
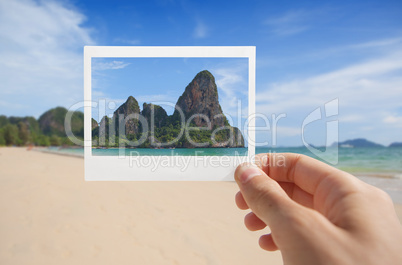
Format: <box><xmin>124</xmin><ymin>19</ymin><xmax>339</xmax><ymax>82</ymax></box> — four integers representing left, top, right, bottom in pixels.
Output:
<box><xmin>41</xmin><ymin>146</ymin><xmax>402</xmax><ymax>202</ymax></box>
<box><xmin>45</xmin><ymin>146</ymin><xmax>402</xmax><ymax>178</ymax></box>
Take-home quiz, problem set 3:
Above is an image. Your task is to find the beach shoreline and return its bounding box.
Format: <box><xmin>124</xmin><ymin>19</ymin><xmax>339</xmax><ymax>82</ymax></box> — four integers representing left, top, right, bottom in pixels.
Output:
<box><xmin>32</xmin><ymin>146</ymin><xmax>402</xmax><ymax>204</ymax></box>
<box><xmin>1</xmin><ymin>147</ymin><xmax>401</xmax><ymax>265</ymax></box>
<box><xmin>34</xmin><ymin>146</ymin><xmax>402</xmax><ymax>179</ymax></box>
<box><xmin>32</xmin><ymin>146</ymin><xmax>402</xmax><ymax>178</ymax></box>
<box><xmin>33</xmin><ymin>146</ymin><xmax>84</xmax><ymax>158</ymax></box>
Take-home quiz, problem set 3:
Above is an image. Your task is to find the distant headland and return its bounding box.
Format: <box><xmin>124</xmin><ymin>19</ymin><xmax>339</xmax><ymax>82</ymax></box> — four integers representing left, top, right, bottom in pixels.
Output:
<box><xmin>332</xmin><ymin>138</ymin><xmax>400</xmax><ymax>148</ymax></box>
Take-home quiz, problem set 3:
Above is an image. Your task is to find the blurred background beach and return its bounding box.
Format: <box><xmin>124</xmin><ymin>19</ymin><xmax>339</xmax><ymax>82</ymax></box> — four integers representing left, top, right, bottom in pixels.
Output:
<box><xmin>0</xmin><ymin>147</ymin><xmax>401</xmax><ymax>265</ymax></box>
<box><xmin>1</xmin><ymin>0</ymin><xmax>402</xmax><ymax>264</ymax></box>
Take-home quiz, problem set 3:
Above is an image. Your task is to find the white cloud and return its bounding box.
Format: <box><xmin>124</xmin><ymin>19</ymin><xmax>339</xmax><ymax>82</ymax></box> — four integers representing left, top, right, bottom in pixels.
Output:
<box><xmin>0</xmin><ymin>0</ymin><xmax>95</xmax><ymax>117</ymax></box>
<box><xmin>348</xmin><ymin>37</ymin><xmax>402</xmax><ymax>49</ymax></box>
<box><xmin>340</xmin><ymin>114</ymin><xmax>365</xmax><ymax>123</ymax></box>
<box><xmin>264</xmin><ymin>9</ymin><xmax>313</xmax><ymax>36</ymax></box>
<box><xmin>193</xmin><ymin>20</ymin><xmax>207</xmax><ymax>39</ymax></box>
<box><xmin>214</xmin><ymin>69</ymin><xmax>242</xmax><ymax>97</ymax></box>
<box><xmin>212</xmin><ymin>63</ymin><xmax>248</xmax><ymax>118</ymax></box>
<box><xmin>384</xmin><ymin>115</ymin><xmax>402</xmax><ymax>127</ymax></box>
<box><xmin>93</xmin><ymin>60</ymin><xmax>131</xmax><ymax>71</ymax></box>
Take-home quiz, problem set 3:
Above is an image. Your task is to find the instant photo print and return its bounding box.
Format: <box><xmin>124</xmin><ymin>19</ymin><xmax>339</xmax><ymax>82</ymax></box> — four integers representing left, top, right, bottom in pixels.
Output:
<box><xmin>84</xmin><ymin>46</ymin><xmax>256</xmax><ymax>180</ymax></box>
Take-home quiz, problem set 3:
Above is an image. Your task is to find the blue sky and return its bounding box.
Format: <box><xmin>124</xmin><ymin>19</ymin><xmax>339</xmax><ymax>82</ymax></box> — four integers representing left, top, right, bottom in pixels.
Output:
<box><xmin>0</xmin><ymin>0</ymin><xmax>401</xmax><ymax>146</ymax></box>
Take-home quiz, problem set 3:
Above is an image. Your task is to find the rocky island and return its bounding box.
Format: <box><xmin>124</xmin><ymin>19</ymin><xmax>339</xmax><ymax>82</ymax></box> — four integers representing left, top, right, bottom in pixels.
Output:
<box><xmin>92</xmin><ymin>70</ymin><xmax>245</xmax><ymax>148</ymax></box>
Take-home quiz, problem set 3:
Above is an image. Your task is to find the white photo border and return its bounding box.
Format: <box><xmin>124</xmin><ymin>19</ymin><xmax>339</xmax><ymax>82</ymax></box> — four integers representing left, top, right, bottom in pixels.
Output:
<box><xmin>84</xmin><ymin>46</ymin><xmax>256</xmax><ymax>181</ymax></box>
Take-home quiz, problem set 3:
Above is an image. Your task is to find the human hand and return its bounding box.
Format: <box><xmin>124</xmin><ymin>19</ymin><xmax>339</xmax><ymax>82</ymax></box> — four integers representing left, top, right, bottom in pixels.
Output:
<box><xmin>235</xmin><ymin>153</ymin><xmax>402</xmax><ymax>265</ymax></box>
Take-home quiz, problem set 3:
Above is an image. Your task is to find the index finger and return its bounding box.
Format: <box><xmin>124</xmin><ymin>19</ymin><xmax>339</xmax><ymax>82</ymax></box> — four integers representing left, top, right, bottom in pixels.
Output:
<box><xmin>254</xmin><ymin>153</ymin><xmax>357</xmax><ymax>196</ymax></box>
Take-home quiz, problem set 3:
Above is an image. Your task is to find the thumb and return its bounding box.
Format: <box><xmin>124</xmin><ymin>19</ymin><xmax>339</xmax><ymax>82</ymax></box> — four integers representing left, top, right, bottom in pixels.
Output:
<box><xmin>234</xmin><ymin>163</ymin><xmax>303</xmax><ymax>230</ymax></box>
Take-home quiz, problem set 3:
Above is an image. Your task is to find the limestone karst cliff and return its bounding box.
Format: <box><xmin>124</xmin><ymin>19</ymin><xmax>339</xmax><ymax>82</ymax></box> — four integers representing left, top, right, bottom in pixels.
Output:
<box><xmin>94</xmin><ymin>70</ymin><xmax>244</xmax><ymax>148</ymax></box>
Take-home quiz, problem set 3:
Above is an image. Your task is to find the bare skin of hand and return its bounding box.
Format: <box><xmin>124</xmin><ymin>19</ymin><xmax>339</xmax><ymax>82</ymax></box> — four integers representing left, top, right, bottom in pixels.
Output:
<box><xmin>235</xmin><ymin>153</ymin><xmax>402</xmax><ymax>265</ymax></box>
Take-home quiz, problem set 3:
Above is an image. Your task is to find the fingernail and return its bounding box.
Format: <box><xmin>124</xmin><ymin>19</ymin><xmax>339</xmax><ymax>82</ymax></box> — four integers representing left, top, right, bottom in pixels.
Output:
<box><xmin>239</xmin><ymin>166</ymin><xmax>262</xmax><ymax>184</ymax></box>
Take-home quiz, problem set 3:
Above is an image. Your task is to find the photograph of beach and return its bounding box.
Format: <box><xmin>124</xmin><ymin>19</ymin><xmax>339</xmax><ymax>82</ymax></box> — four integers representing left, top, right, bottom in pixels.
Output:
<box><xmin>1</xmin><ymin>0</ymin><xmax>402</xmax><ymax>264</ymax></box>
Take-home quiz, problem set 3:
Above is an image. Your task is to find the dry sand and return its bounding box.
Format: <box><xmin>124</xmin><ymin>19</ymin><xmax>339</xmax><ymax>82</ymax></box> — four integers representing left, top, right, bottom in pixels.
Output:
<box><xmin>0</xmin><ymin>147</ymin><xmax>401</xmax><ymax>265</ymax></box>
<box><xmin>0</xmin><ymin>147</ymin><xmax>281</xmax><ymax>265</ymax></box>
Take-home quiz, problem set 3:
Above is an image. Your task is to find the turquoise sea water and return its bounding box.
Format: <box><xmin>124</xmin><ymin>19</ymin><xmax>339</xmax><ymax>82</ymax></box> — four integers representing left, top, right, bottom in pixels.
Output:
<box><xmin>40</xmin><ymin>146</ymin><xmax>402</xmax><ymax>202</ymax></box>
<box><xmin>44</xmin><ymin>146</ymin><xmax>402</xmax><ymax>178</ymax></box>
<box><xmin>256</xmin><ymin>147</ymin><xmax>402</xmax><ymax>178</ymax></box>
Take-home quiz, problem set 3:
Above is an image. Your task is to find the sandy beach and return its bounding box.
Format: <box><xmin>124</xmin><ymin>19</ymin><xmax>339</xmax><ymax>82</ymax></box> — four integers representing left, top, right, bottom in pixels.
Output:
<box><xmin>0</xmin><ymin>147</ymin><xmax>401</xmax><ymax>265</ymax></box>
